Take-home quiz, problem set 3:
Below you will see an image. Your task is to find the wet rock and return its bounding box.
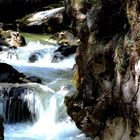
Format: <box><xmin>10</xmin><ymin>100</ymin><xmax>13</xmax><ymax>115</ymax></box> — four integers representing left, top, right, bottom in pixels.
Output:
<box><xmin>26</xmin><ymin>76</ymin><xmax>42</xmax><ymax>84</ymax></box>
<box><xmin>0</xmin><ymin>0</ymin><xmax>63</xmax><ymax>22</ymax></box>
<box><xmin>17</xmin><ymin>7</ymin><xmax>65</xmax><ymax>34</ymax></box>
<box><xmin>51</xmin><ymin>31</ymin><xmax>80</xmax><ymax>62</ymax></box>
<box><xmin>53</xmin><ymin>31</ymin><xmax>80</xmax><ymax>46</ymax></box>
<box><xmin>0</xmin><ymin>46</ymin><xmax>10</xmax><ymax>51</ymax></box>
<box><xmin>0</xmin><ymin>115</ymin><xmax>4</xmax><ymax>140</ymax></box>
<box><xmin>64</xmin><ymin>0</ymin><xmax>140</xmax><ymax>139</ymax></box>
<box><xmin>28</xmin><ymin>53</ymin><xmax>40</xmax><ymax>63</ymax></box>
<box><xmin>0</xmin><ymin>86</ymin><xmax>38</xmax><ymax>123</ymax></box>
<box><xmin>0</xmin><ymin>29</ymin><xmax>26</xmax><ymax>48</ymax></box>
<box><xmin>0</xmin><ymin>63</ymin><xmax>42</xmax><ymax>84</ymax></box>
<box><xmin>28</xmin><ymin>51</ymin><xmax>46</xmax><ymax>63</ymax></box>
<box><xmin>51</xmin><ymin>51</ymin><xmax>64</xmax><ymax>63</ymax></box>
<box><xmin>0</xmin><ymin>47</ymin><xmax>3</xmax><ymax>52</ymax></box>
<box><xmin>51</xmin><ymin>44</ymin><xmax>77</xmax><ymax>63</ymax></box>
<box><xmin>0</xmin><ymin>63</ymin><xmax>25</xmax><ymax>83</ymax></box>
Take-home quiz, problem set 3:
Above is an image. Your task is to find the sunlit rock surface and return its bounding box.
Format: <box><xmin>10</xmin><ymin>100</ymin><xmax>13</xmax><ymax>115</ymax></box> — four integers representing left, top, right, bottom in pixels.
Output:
<box><xmin>0</xmin><ymin>0</ymin><xmax>63</xmax><ymax>22</ymax></box>
<box><xmin>0</xmin><ymin>29</ymin><xmax>26</xmax><ymax>48</ymax></box>
<box><xmin>17</xmin><ymin>7</ymin><xmax>66</xmax><ymax>33</ymax></box>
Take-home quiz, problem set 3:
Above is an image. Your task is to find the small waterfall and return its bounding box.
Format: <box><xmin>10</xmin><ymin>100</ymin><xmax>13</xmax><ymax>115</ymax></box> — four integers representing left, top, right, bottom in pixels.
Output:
<box><xmin>0</xmin><ymin>85</ymin><xmax>42</xmax><ymax>123</ymax></box>
<box><xmin>0</xmin><ymin>41</ymin><xmax>57</xmax><ymax>65</ymax></box>
<box><xmin>0</xmin><ymin>41</ymin><xmax>75</xmax><ymax>70</ymax></box>
<box><xmin>1</xmin><ymin>83</ymin><xmax>83</xmax><ymax>140</ymax></box>
<box><xmin>46</xmin><ymin>96</ymin><xmax>57</xmax><ymax>124</ymax></box>
<box><xmin>0</xmin><ymin>36</ymin><xmax>89</xmax><ymax>140</ymax></box>
<box><xmin>26</xmin><ymin>85</ymin><xmax>82</xmax><ymax>140</ymax></box>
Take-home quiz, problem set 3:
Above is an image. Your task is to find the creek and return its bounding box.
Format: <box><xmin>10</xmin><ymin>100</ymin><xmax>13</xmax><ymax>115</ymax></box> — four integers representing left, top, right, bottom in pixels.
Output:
<box><xmin>0</xmin><ymin>33</ymin><xmax>89</xmax><ymax>140</ymax></box>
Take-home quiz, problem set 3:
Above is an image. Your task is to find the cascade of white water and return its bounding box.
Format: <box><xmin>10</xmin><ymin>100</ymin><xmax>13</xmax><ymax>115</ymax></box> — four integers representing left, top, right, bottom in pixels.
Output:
<box><xmin>0</xmin><ymin>41</ymin><xmax>75</xmax><ymax>70</ymax></box>
<box><xmin>0</xmin><ymin>37</ymin><xmax>90</xmax><ymax>140</ymax></box>
<box><xmin>26</xmin><ymin>85</ymin><xmax>82</xmax><ymax>140</ymax></box>
<box><xmin>0</xmin><ymin>100</ymin><xmax>5</xmax><ymax>120</ymax></box>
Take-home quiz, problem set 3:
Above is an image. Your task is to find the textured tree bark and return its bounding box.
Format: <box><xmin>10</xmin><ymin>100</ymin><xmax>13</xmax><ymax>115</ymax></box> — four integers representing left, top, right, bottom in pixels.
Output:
<box><xmin>65</xmin><ymin>0</ymin><xmax>140</xmax><ymax>139</ymax></box>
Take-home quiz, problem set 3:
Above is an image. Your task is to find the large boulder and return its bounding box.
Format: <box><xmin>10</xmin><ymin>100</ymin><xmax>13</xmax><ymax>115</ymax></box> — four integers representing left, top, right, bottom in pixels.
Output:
<box><xmin>0</xmin><ymin>85</ymin><xmax>39</xmax><ymax>123</ymax></box>
<box><xmin>0</xmin><ymin>63</ymin><xmax>42</xmax><ymax>83</ymax></box>
<box><xmin>64</xmin><ymin>0</ymin><xmax>140</xmax><ymax>139</ymax></box>
<box><xmin>0</xmin><ymin>0</ymin><xmax>63</xmax><ymax>22</ymax></box>
<box><xmin>0</xmin><ymin>29</ymin><xmax>26</xmax><ymax>48</ymax></box>
<box><xmin>51</xmin><ymin>31</ymin><xmax>80</xmax><ymax>62</ymax></box>
<box><xmin>17</xmin><ymin>7</ymin><xmax>66</xmax><ymax>33</ymax></box>
<box><xmin>0</xmin><ymin>115</ymin><xmax>4</xmax><ymax>140</ymax></box>
<box><xmin>51</xmin><ymin>44</ymin><xmax>78</xmax><ymax>63</ymax></box>
<box><xmin>53</xmin><ymin>31</ymin><xmax>80</xmax><ymax>46</ymax></box>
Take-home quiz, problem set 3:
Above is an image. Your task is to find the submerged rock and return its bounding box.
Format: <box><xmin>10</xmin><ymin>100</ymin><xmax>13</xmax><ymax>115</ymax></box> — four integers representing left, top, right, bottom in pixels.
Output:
<box><xmin>28</xmin><ymin>51</ymin><xmax>45</xmax><ymax>63</ymax></box>
<box><xmin>28</xmin><ymin>53</ymin><xmax>40</xmax><ymax>63</ymax></box>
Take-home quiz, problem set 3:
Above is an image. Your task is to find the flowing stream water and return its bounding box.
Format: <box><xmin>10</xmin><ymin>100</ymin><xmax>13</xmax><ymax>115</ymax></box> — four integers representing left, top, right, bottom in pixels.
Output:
<box><xmin>0</xmin><ymin>33</ymin><xmax>90</xmax><ymax>140</ymax></box>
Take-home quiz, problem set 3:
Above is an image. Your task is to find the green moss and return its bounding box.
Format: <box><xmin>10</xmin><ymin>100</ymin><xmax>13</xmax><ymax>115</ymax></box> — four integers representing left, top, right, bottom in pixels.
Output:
<box><xmin>73</xmin><ymin>66</ymin><xmax>80</xmax><ymax>90</ymax></box>
<box><xmin>71</xmin><ymin>0</ymin><xmax>84</xmax><ymax>5</ymax></box>
<box><xmin>0</xmin><ymin>31</ymin><xmax>11</xmax><ymax>39</ymax></box>
<box><xmin>16</xmin><ymin>13</ymin><xmax>33</xmax><ymax>25</ymax></box>
<box><xmin>136</xmin><ymin>31</ymin><xmax>140</xmax><ymax>38</ymax></box>
<box><xmin>115</xmin><ymin>46</ymin><xmax>129</xmax><ymax>75</ymax></box>
<box><xmin>136</xmin><ymin>41</ymin><xmax>140</xmax><ymax>51</ymax></box>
